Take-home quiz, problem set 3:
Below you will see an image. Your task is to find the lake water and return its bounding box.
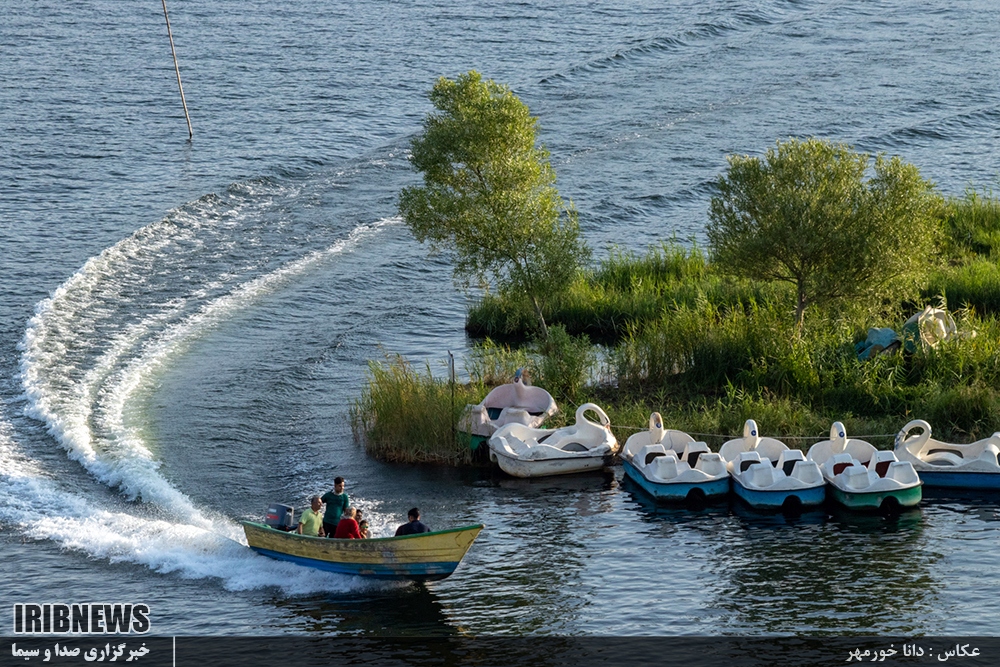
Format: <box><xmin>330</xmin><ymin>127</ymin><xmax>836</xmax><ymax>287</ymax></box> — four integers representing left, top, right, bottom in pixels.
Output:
<box><xmin>2</xmin><ymin>0</ymin><xmax>1000</xmax><ymax>636</ymax></box>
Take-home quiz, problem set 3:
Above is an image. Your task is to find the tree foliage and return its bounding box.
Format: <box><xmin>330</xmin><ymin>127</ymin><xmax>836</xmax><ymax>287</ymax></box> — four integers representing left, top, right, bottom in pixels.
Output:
<box><xmin>707</xmin><ymin>137</ymin><xmax>942</xmax><ymax>329</ymax></box>
<box><xmin>399</xmin><ymin>71</ymin><xmax>590</xmax><ymax>337</ymax></box>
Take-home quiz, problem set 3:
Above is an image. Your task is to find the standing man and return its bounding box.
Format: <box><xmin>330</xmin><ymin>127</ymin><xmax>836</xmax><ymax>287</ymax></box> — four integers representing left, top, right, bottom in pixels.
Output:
<box><xmin>394</xmin><ymin>507</ymin><xmax>430</xmax><ymax>536</ymax></box>
<box><xmin>297</xmin><ymin>496</ymin><xmax>325</xmax><ymax>537</ymax></box>
<box><xmin>321</xmin><ymin>477</ymin><xmax>349</xmax><ymax>538</ymax></box>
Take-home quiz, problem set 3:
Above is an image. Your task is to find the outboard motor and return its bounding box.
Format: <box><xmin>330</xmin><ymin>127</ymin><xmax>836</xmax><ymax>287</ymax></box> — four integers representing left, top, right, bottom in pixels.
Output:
<box><xmin>264</xmin><ymin>503</ymin><xmax>295</xmax><ymax>531</ymax></box>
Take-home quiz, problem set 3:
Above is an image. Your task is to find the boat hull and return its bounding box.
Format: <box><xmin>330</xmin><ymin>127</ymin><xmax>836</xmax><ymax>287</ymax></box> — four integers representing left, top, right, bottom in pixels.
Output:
<box><xmin>623</xmin><ymin>459</ymin><xmax>729</xmax><ymax>501</ymax></box>
<box><xmin>241</xmin><ymin>522</ymin><xmax>483</xmax><ymax>581</ymax></box>
<box><xmin>911</xmin><ymin>470</ymin><xmax>1000</xmax><ymax>490</ymax></box>
<box><xmin>829</xmin><ymin>484</ymin><xmax>922</xmax><ymax>510</ymax></box>
<box><xmin>493</xmin><ymin>451</ymin><xmax>608</xmax><ymax>478</ymax></box>
<box><xmin>731</xmin><ymin>478</ymin><xmax>826</xmax><ymax>509</ymax></box>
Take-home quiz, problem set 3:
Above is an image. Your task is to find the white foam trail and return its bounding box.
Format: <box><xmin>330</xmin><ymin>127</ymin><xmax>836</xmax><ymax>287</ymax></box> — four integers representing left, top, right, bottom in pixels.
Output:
<box><xmin>92</xmin><ymin>218</ymin><xmax>397</xmax><ymax>520</ymax></box>
<box><xmin>22</xmin><ymin>213</ymin><xmax>396</xmax><ymax>521</ymax></box>
<box><xmin>13</xmin><ymin>202</ymin><xmax>402</xmax><ymax>589</ymax></box>
<box><xmin>0</xmin><ymin>417</ymin><xmax>372</xmax><ymax>594</ymax></box>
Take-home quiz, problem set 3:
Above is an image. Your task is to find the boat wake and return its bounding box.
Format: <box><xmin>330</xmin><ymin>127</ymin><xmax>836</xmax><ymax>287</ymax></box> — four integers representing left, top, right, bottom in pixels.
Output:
<box><xmin>10</xmin><ymin>170</ymin><xmax>403</xmax><ymax>592</ymax></box>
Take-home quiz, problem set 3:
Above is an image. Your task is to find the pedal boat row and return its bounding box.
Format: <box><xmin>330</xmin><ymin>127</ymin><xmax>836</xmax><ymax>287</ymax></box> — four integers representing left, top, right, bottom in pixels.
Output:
<box><xmin>464</xmin><ymin>377</ymin><xmax>1000</xmax><ymax>504</ymax></box>
<box><xmin>460</xmin><ymin>378</ymin><xmax>1000</xmax><ymax>509</ymax></box>
<box><xmin>620</xmin><ymin>417</ymin><xmax>922</xmax><ymax>511</ymax></box>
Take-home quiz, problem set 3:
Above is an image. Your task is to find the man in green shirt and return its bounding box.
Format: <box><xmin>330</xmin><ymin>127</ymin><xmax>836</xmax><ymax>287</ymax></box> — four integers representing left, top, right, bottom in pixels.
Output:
<box><xmin>321</xmin><ymin>477</ymin><xmax>349</xmax><ymax>537</ymax></box>
<box><xmin>297</xmin><ymin>496</ymin><xmax>325</xmax><ymax>537</ymax></box>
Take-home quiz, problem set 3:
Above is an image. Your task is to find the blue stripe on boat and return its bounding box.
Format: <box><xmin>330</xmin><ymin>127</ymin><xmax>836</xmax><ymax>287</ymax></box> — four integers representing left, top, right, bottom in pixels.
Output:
<box><xmin>731</xmin><ymin>478</ymin><xmax>826</xmax><ymax>509</ymax></box>
<box><xmin>916</xmin><ymin>471</ymin><xmax>1000</xmax><ymax>490</ymax></box>
<box><xmin>249</xmin><ymin>547</ymin><xmax>460</xmax><ymax>579</ymax></box>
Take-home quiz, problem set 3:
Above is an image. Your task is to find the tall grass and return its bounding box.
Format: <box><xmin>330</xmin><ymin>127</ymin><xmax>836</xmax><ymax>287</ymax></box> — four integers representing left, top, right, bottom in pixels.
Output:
<box><xmin>942</xmin><ymin>188</ymin><xmax>1000</xmax><ymax>258</ymax></box>
<box><xmin>466</xmin><ymin>242</ymin><xmax>784</xmax><ymax>342</ymax></box>
<box><xmin>350</xmin><ymin>355</ymin><xmax>481</xmax><ymax>464</ymax></box>
<box><xmin>352</xmin><ymin>329</ymin><xmax>597</xmax><ymax>463</ymax></box>
<box><xmin>926</xmin><ymin>259</ymin><xmax>1000</xmax><ymax>315</ymax></box>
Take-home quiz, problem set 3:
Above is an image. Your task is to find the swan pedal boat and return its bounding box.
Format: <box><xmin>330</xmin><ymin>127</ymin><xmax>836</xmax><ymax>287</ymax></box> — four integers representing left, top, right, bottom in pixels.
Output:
<box><xmin>894</xmin><ymin>419</ymin><xmax>1000</xmax><ymax>489</ymax></box>
<box><xmin>807</xmin><ymin>422</ymin><xmax>922</xmax><ymax>510</ymax></box>
<box><xmin>719</xmin><ymin>420</ymin><xmax>826</xmax><ymax>510</ymax></box>
<box><xmin>458</xmin><ymin>369</ymin><xmax>557</xmax><ymax>450</ymax></box>
<box><xmin>488</xmin><ymin>403</ymin><xmax>618</xmax><ymax>478</ymax></box>
<box><xmin>242</xmin><ymin>521</ymin><xmax>483</xmax><ymax>580</ymax></box>
<box><xmin>621</xmin><ymin>412</ymin><xmax>728</xmax><ymax>502</ymax></box>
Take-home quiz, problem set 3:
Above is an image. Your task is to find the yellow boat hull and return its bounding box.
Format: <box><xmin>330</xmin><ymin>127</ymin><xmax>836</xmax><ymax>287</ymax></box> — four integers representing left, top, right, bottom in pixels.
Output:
<box><xmin>241</xmin><ymin>521</ymin><xmax>483</xmax><ymax>580</ymax></box>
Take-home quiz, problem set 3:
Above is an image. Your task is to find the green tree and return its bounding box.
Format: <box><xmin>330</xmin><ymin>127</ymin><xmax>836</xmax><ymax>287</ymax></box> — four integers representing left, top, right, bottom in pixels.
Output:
<box><xmin>399</xmin><ymin>71</ymin><xmax>590</xmax><ymax>338</ymax></box>
<box><xmin>707</xmin><ymin>137</ymin><xmax>941</xmax><ymax>329</ymax></box>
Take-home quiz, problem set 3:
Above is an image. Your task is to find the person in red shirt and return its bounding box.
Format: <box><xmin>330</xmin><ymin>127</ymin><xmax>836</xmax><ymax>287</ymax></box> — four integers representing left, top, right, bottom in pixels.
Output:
<box><xmin>333</xmin><ymin>507</ymin><xmax>362</xmax><ymax>539</ymax></box>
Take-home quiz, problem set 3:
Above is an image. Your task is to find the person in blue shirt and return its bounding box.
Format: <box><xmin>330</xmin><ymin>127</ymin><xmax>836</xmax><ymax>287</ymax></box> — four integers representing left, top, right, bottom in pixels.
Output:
<box><xmin>394</xmin><ymin>507</ymin><xmax>430</xmax><ymax>536</ymax></box>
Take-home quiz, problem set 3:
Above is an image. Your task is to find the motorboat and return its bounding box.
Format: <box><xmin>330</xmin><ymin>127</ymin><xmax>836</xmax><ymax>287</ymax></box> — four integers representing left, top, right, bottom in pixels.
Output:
<box><xmin>894</xmin><ymin>419</ymin><xmax>1000</xmax><ymax>489</ymax></box>
<box><xmin>621</xmin><ymin>412</ymin><xmax>728</xmax><ymax>502</ymax></box>
<box><xmin>458</xmin><ymin>369</ymin><xmax>557</xmax><ymax>450</ymax></box>
<box><xmin>807</xmin><ymin>422</ymin><xmax>921</xmax><ymax>510</ymax></box>
<box><xmin>242</xmin><ymin>521</ymin><xmax>483</xmax><ymax>580</ymax></box>
<box><xmin>488</xmin><ymin>403</ymin><xmax>618</xmax><ymax>478</ymax></box>
<box><xmin>719</xmin><ymin>420</ymin><xmax>825</xmax><ymax>510</ymax></box>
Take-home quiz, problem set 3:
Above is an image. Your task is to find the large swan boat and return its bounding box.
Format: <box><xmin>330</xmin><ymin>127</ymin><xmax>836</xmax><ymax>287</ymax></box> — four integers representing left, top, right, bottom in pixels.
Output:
<box><xmin>488</xmin><ymin>403</ymin><xmax>618</xmax><ymax>478</ymax></box>
<box><xmin>894</xmin><ymin>419</ymin><xmax>1000</xmax><ymax>489</ymax></box>
<box><xmin>458</xmin><ymin>369</ymin><xmax>557</xmax><ymax>450</ymax></box>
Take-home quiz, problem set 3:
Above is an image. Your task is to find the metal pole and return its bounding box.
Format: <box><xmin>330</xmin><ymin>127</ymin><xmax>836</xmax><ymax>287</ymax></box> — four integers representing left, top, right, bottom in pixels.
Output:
<box><xmin>161</xmin><ymin>0</ymin><xmax>193</xmax><ymax>139</ymax></box>
<box><xmin>448</xmin><ymin>351</ymin><xmax>456</xmax><ymax>447</ymax></box>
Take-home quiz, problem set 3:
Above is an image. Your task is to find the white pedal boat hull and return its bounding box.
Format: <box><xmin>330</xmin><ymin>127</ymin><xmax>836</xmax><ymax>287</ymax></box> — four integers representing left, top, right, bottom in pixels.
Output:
<box><xmin>488</xmin><ymin>403</ymin><xmax>618</xmax><ymax>479</ymax></box>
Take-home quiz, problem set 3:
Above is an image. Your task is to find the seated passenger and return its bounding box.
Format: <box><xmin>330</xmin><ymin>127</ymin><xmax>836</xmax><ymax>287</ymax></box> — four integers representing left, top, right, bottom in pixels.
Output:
<box><xmin>355</xmin><ymin>508</ymin><xmax>370</xmax><ymax>538</ymax></box>
<box><xmin>333</xmin><ymin>507</ymin><xmax>362</xmax><ymax>539</ymax></box>
<box><xmin>296</xmin><ymin>496</ymin><xmax>325</xmax><ymax>537</ymax></box>
<box><xmin>394</xmin><ymin>507</ymin><xmax>430</xmax><ymax>536</ymax></box>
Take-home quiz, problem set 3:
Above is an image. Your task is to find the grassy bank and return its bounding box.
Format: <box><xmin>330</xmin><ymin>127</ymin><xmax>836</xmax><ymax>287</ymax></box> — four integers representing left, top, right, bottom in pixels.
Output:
<box><xmin>354</xmin><ymin>191</ymin><xmax>1000</xmax><ymax>463</ymax></box>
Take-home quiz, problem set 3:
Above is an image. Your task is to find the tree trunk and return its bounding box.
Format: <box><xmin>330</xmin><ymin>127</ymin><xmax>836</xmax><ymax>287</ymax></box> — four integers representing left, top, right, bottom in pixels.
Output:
<box><xmin>795</xmin><ymin>284</ymin><xmax>807</xmax><ymax>332</ymax></box>
<box><xmin>530</xmin><ymin>295</ymin><xmax>549</xmax><ymax>340</ymax></box>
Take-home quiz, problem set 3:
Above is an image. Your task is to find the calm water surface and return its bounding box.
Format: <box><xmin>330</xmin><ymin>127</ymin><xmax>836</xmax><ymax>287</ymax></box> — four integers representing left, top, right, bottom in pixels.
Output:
<box><xmin>2</xmin><ymin>0</ymin><xmax>1000</xmax><ymax>636</ymax></box>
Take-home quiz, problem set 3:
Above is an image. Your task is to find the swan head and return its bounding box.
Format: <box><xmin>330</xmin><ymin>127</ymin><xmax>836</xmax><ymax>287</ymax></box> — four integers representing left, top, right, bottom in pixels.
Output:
<box><xmin>743</xmin><ymin>419</ymin><xmax>760</xmax><ymax>449</ymax></box>
<box><xmin>830</xmin><ymin>421</ymin><xmax>847</xmax><ymax>453</ymax></box>
<box><xmin>896</xmin><ymin>419</ymin><xmax>931</xmax><ymax>449</ymax></box>
<box><xmin>649</xmin><ymin>412</ymin><xmax>665</xmax><ymax>444</ymax></box>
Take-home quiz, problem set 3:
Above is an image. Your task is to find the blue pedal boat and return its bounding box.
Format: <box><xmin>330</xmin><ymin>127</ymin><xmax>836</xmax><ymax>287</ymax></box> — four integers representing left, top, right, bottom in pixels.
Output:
<box><xmin>719</xmin><ymin>420</ymin><xmax>826</xmax><ymax>510</ymax></box>
<box><xmin>621</xmin><ymin>412</ymin><xmax>729</xmax><ymax>503</ymax></box>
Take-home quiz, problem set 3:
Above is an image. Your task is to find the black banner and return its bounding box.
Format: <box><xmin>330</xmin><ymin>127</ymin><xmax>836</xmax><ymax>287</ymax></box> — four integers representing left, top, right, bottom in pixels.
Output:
<box><xmin>3</xmin><ymin>637</ymin><xmax>997</xmax><ymax>667</ymax></box>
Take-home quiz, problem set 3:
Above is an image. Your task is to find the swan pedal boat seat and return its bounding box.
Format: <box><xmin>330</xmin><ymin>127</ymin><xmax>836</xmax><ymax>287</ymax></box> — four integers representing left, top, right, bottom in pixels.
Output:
<box><xmin>894</xmin><ymin>419</ymin><xmax>1000</xmax><ymax>489</ymax></box>
<box><xmin>458</xmin><ymin>370</ymin><xmax>557</xmax><ymax>448</ymax></box>
<box><xmin>719</xmin><ymin>420</ymin><xmax>826</xmax><ymax>509</ymax></box>
<box><xmin>488</xmin><ymin>403</ymin><xmax>618</xmax><ymax>478</ymax></box>
<box><xmin>807</xmin><ymin>422</ymin><xmax>922</xmax><ymax>510</ymax></box>
<box><xmin>621</xmin><ymin>412</ymin><xmax>728</xmax><ymax>501</ymax></box>
<box><xmin>242</xmin><ymin>521</ymin><xmax>483</xmax><ymax>580</ymax></box>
